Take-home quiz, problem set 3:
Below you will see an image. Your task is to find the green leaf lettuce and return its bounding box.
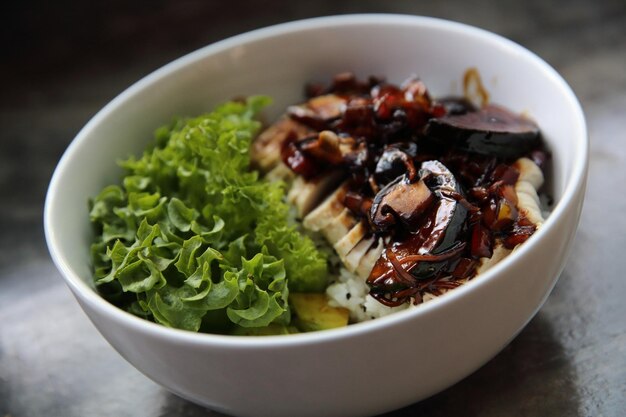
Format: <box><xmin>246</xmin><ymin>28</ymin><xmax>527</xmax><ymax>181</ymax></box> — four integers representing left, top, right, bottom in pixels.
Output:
<box><xmin>90</xmin><ymin>97</ymin><xmax>328</xmax><ymax>334</ymax></box>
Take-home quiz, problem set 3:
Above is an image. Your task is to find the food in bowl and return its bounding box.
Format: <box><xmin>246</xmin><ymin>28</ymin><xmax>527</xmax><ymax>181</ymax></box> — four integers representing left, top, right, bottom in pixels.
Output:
<box><xmin>46</xmin><ymin>15</ymin><xmax>587</xmax><ymax>417</ymax></box>
<box><xmin>255</xmin><ymin>72</ymin><xmax>549</xmax><ymax>322</ymax></box>
<box><xmin>89</xmin><ymin>71</ymin><xmax>550</xmax><ymax>335</ymax></box>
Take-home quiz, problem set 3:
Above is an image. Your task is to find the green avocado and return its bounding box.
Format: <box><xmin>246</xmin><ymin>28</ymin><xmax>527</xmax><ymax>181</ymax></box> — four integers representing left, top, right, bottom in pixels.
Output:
<box><xmin>290</xmin><ymin>293</ymin><xmax>350</xmax><ymax>332</ymax></box>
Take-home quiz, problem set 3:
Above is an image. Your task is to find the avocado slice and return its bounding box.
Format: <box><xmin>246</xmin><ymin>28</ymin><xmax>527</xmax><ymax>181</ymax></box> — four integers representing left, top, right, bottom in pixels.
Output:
<box><xmin>290</xmin><ymin>293</ymin><xmax>350</xmax><ymax>332</ymax></box>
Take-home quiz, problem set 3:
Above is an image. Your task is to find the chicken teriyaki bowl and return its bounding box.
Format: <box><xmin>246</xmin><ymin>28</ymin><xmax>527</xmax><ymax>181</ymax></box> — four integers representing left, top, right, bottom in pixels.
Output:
<box><xmin>45</xmin><ymin>15</ymin><xmax>587</xmax><ymax>417</ymax></box>
<box><xmin>88</xmin><ymin>70</ymin><xmax>551</xmax><ymax>335</ymax></box>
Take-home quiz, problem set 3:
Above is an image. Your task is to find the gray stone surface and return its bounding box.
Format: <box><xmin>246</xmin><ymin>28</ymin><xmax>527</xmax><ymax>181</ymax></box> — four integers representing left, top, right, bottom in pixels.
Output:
<box><xmin>2</xmin><ymin>1</ymin><xmax>626</xmax><ymax>416</ymax></box>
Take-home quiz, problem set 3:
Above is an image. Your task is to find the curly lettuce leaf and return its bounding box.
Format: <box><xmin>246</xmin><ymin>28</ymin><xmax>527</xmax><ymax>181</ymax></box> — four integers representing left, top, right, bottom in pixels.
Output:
<box><xmin>89</xmin><ymin>97</ymin><xmax>328</xmax><ymax>334</ymax></box>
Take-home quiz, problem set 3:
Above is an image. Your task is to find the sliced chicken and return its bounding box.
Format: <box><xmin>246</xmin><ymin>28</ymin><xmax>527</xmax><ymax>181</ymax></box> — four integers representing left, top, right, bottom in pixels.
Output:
<box><xmin>334</xmin><ymin>221</ymin><xmax>368</xmax><ymax>264</ymax></box>
<box><xmin>321</xmin><ymin>208</ymin><xmax>358</xmax><ymax>245</ymax></box>
<box><xmin>251</xmin><ymin>116</ymin><xmax>316</xmax><ymax>172</ymax></box>
<box><xmin>514</xmin><ymin>157</ymin><xmax>545</xmax><ymax>227</ymax></box>
<box><xmin>515</xmin><ymin>157</ymin><xmax>544</xmax><ymax>189</ymax></box>
<box><xmin>265</xmin><ymin>163</ymin><xmax>296</xmax><ymax>184</ymax></box>
<box><xmin>355</xmin><ymin>238</ymin><xmax>385</xmax><ymax>279</ymax></box>
<box><xmin>475</xmin><ymin>242</ymin><xmax>512</xmax><ymax>274</ymax></box>
<box><xmin>303</xmin><ymin>182</ymin><xmax>350</xmax><ymax>231</ymax></box>
<box><xmin>287</xmin><ymin>171</ymin><xmax>345</xmax><ymax>218</ymax></box>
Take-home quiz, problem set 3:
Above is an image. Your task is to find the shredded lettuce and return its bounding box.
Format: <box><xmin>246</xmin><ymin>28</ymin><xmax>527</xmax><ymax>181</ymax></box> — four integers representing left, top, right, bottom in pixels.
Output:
<box><xmin>89</xmin><ymin>97</ymin><xmax>328</xmax><ymax>333</ymax></box>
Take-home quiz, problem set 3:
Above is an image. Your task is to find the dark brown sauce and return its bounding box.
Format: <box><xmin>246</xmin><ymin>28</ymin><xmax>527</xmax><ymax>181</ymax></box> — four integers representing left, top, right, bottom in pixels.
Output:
<box><xmin>463</xmin><ymin>67</ymin><xmax>489</xmax><ymax>108</ymax></box>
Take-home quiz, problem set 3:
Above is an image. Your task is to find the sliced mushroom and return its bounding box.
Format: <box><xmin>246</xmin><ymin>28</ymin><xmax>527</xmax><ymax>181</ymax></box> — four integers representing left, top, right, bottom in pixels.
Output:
<box><xmin>414</xmin><ymin>160</ymin><xmax>468</xmax><ymax>259</ymax></box>
<box><xmin>435</xmin><ymin>97</ymin><xmax>477</xmax><ymax>115</ymax></box>
<box><xmin>343</xmin><ymin>190</ymin><xmax>373</xmax><ymax>219</ymax></box>
<box><xmin>369</xmin><ymin>175</ymin><xmax>434</xmax><ymax>232</ymax></box>
<box><xmin>374</xmin><ymin>143</ymin><xmax>418</xmax><ymax>185</ymax></box>
<box><xmin>288</xmin><ymin>94</ymin><xmax>347</xmax><ymax>130</ymax></box>
<box><xmin>368</xmin><ymin>160</ymin><xmax>469</xmax><ymax>301</ymax></box>
<box><xmin>299</xmin><ymin>130</ymin><xmax>343</xmax><ymax>165</ymax></box>
<box><xmin>424</xmin><ymin>104</ymin><xmax>541</xmax><ymax>158</ymax></box>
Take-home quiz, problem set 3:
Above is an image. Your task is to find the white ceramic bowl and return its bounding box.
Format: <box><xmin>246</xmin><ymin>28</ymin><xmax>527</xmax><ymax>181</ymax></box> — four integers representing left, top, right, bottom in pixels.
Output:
<box><xmin>44</xmin><ymin>14</ymin><xmax>587</xmax><ymax>417</ymax></box>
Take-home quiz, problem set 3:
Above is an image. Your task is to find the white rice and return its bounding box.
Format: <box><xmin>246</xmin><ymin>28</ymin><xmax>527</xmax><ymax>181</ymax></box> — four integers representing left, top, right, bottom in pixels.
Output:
<box><xmin>326</xmin><ymin>267</ymin><xmax>409</xmax><ymax>322</ymax></box>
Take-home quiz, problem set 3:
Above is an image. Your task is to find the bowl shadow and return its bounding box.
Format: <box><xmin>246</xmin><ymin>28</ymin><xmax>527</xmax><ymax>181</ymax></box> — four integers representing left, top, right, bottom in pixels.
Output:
<box><xmin>154</xmin><ymin>311</ymin><xmax>581</xmax><ymax>417</ymax></box>
<box><xmin>382</xmin><ymin>312</ymin><xmax>581</xmax><ymax>416</ymax></box>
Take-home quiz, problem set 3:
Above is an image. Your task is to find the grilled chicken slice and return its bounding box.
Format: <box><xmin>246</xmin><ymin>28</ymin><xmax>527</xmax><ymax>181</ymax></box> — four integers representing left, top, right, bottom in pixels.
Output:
<box><xmin>251</xmin><ymin>116</ymin><xmax>316</xmax><ymax>172</ymax></box>
<box><xmin>303</xmin><ymin>182</ymin><xmax>350</xmax><ymax>231</ymax></box>
<box><xmin>355</xmin><ymin>238</ymin><xmax>385</xmax><ymax>279</ymax></box>
<box><xmin>514</xmin><ymin>157</ymin><xmax>545</xmax><ymax>227</ymax></box>
<box><xmin>475</xmin><ymin>242</ymin><xmax>512</xmax><ymax>274</ymax></box>
<box><xmin>321</xmin><ymin>208</ymin><xmax>358</xmax><ymax>245</ymax></box>
<box><xmin>265</xmin><ymin>163</ymin><xmax>296</xmax><ymax>184</ymax></box>
<box><xmin>305</xmin><ymin>182</ymin><xmax>384</xmax><ymax>277</ymax></box>
<box><xmin>287</xmin><ymin>171</ymin><xmax>345</xmax><ymax>218</ymax></box>
<box><xmin>343</xmin><ymin>236</ymin><xmax>373</xmax><ymax>273</ymax></box>
<box><xmin>516</xmin><ymin>157</ymin><xmax>544</xmax><ymax>189</ymax></box>
<box><xmin>334</xmin><ymin>221</ymin><xmax>368</xmax><ymax>264</ymax></box>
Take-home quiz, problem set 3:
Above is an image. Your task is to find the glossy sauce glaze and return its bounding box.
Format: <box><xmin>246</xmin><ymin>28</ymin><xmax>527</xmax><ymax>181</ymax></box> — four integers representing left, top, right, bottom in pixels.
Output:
<box><xmin>276</xmin><ymin>72</ymin><xmax>548</xmax><ymax>306</ymax></box>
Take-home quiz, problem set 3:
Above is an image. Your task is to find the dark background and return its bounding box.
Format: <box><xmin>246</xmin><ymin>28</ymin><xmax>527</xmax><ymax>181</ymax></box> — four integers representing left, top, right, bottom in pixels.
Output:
<box><xmin>2</xmin><ymin>1</ymin><xmax>626</xmax><ymax>416</ymax></box>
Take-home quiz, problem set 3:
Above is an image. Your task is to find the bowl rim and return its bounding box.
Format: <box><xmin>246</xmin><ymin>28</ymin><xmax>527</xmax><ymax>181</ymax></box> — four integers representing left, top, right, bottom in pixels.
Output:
<box><xmin>44</xmin><ymin>13</ymin><xmax>588</xmax><ymax>348</ymax></box>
